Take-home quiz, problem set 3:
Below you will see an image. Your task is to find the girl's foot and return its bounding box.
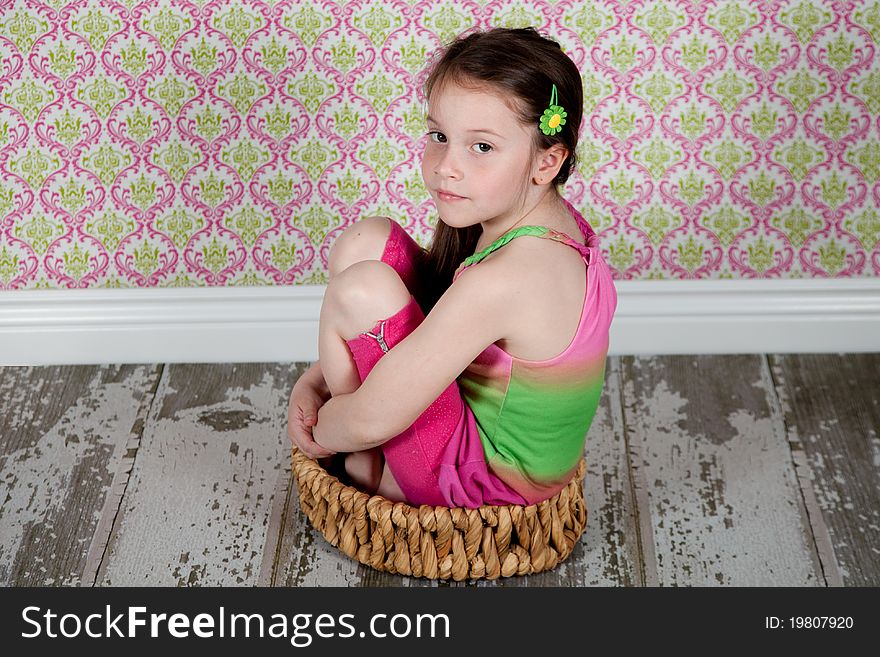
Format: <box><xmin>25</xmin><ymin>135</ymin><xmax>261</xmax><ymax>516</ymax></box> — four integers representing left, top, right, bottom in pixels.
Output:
<box><xmin>343</xmin><ymin>448</ymin><xmax>383</xmax><ymax>494</ymax></box>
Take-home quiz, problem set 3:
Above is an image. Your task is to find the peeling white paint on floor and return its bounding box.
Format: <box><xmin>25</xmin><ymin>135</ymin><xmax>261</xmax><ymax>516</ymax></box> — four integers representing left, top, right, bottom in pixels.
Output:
<box><xmin>623</xmin><ymin>356</ymin><xmax>819</xmax><ymax>586</ymax></box>
<box><xmin>98</xmin><ymin>367</ymin><xmax>287</xmax><ymax>586</ymax></box>
<box><xmin>0</xmin><ymin>367</ymin><xmax>155</xmax><ymax>585</ymax></box>
<box><xmin>3</xmin><ymin>354</ymin><xmax>875</xmax><ymax>586</ymax></box>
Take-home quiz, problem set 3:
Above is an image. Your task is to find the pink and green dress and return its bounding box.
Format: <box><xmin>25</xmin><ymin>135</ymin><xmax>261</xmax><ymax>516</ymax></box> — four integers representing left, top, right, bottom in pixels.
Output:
<box><xmin>437</xmin><ymin>199</ymin><xmax>618</xmax><ymax>506</ymax></box>
<box><xmin>346</xmin><ymin>198</ymin><xmax>618</xmax><ymax>508</ymax></box>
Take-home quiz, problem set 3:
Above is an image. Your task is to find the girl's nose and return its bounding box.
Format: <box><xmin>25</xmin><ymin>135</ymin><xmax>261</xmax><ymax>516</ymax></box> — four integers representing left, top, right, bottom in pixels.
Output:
<box><xmin>433</xmin><ymin>147</ymin><xmax>462</xmax><ymax>180</ymax></box>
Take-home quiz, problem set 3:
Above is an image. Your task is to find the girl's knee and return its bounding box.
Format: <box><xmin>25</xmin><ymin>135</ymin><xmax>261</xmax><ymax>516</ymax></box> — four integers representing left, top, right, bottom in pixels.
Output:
<box><xmin>328</xmin><ymin>216</ymin><xmax>393</xmax><ymax>278</ymax></box>
<box><xmin>326</xmin><ymin>261</ymin><xmax>411</xmax><ymax>335</ymax></box>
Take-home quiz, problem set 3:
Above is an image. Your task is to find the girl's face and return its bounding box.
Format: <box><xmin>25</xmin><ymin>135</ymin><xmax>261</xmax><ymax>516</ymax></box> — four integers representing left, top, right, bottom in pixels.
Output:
<box><xmin>421</xmin><ymin>81</ymin><xmax>538</xmax><ymax>230</ymax></box>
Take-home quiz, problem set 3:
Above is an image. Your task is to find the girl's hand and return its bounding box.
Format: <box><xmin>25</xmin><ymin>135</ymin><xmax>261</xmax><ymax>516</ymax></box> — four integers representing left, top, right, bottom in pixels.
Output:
<box><xmin>287</xmin><ymin>368</ymin><xmax>335</xmax><ymax>460</ymax></box>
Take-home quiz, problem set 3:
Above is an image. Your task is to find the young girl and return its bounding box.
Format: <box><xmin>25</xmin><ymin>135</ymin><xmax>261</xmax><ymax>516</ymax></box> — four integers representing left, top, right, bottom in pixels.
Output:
<box><xmin>288</xmin><ymin>27</ymin><xmax>617</xmax><ymax>508</ymax></box>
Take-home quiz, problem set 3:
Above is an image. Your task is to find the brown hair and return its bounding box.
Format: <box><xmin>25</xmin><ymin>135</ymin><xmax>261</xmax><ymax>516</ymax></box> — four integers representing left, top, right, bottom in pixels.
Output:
<box><xmin>412</xmin><ymin>27</ymin><xmax>583</xmax><ymax>315</ymax></box>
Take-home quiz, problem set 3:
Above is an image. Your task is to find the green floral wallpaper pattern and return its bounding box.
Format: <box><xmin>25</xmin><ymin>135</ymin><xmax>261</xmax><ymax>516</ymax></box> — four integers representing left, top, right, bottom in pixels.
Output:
<box><xmin>0</xmin><ymin>0</ymin><xmax>879</xmax><ymax>289</ymax></box>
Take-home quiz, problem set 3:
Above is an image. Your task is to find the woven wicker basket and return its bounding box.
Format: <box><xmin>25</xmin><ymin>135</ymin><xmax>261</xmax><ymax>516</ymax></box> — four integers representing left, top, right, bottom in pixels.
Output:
<box><xmin>291</xmin><ymin>447</ymin><xmax>587</xmax><ymax>580</ymax></box>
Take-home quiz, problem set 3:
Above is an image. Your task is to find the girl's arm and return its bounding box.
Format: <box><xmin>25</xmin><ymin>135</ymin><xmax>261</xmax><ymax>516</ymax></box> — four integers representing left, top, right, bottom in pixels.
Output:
<box><xmin>287</xmin><ymin>360</ymin><xmax>334</xmax><ymax>459</ymax></box>
<box><xmin>299</xmin><ymin>360</ymin><xmax>331</xmax><ymax>399</ymax></box>
<box><xmin>312</xmin><ymin>259</ymin><xmax>513</xmax><ymax>453</ymax></box>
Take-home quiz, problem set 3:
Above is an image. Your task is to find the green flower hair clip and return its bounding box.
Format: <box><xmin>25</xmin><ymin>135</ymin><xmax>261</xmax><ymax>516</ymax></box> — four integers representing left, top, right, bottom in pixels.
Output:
<box><xmin>539</xmin><ymin>84</ymin><xmax>567</xmax><ymax>136</ymax></box>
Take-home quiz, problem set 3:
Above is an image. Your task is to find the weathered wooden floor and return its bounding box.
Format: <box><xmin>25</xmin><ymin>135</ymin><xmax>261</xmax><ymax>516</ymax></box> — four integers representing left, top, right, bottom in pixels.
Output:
<box><xmin>0</xmin><ymin>355</ymin><xmax>877</xmax><ymax>587</ymax></box>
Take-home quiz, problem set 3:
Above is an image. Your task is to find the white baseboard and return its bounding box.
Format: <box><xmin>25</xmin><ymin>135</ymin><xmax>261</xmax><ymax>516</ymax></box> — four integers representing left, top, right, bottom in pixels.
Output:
<box><xmin>1</xmin><ymin>279</ymin><xmax>878</xmax><ymax>365</ymax></box>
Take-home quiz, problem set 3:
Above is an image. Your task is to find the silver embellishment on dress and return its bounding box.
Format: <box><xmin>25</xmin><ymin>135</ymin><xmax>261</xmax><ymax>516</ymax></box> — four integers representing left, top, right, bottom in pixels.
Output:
<box><xmin>362</xmin><ymin>319</ymin><xmax>389</xmax><ymax>353</ymax></box>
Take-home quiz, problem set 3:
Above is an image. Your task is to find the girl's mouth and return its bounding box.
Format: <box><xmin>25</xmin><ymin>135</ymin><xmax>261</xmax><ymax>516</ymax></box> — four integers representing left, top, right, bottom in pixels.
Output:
<box><xmin>437</xmin><ymin>190</ymin><xmax>467</xmax><ymax>201</ymax></box>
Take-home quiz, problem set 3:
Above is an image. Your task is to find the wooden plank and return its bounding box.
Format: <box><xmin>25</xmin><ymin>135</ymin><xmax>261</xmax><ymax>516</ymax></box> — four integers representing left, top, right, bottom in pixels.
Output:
<box><xmin>620</xmin><ymin>354</ymin><xmax>823</xmax><ymax>586</ymax></box>
<box><xmin>583</xmin><ymin>355</ymin><xmax>644</xmax><ymax>586</ymax></box>
<box><xmin>769</xmin><ymin>353</ymin><xmax>880</xmax><ymax>586</ymax></box>
<box><xmin>96</xmin><ymin>363</ymin><xmax>293</xmax><ymax>586</ymax></box>
<box><xmin>0</xmin><ymin>365</ymin><xmax>161</xmax><ymax>585</ymax></box>
<box><xmin>256</xmin><ymin>429</ymin><xmax>296</xmax><ymax>586</ymax></box>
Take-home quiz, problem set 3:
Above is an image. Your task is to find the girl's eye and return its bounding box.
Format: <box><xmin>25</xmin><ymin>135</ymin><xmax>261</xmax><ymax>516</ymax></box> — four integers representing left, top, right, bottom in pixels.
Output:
<box><xmin>427</xmin><ymin>130</ymin><xmax>446</xmax><ymax>143</ymax></box>
<box><xmin>472</xmin><ymin>142</ymin><xmax>492</xmax><ymax>154</ymax></box>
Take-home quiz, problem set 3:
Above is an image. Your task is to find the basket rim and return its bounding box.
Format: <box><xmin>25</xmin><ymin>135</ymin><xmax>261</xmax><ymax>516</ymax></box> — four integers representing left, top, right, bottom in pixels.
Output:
<box><xmin>290</xmin><ymin>446</ymin><xmax>586</xmax><ymax>512</ymax></box>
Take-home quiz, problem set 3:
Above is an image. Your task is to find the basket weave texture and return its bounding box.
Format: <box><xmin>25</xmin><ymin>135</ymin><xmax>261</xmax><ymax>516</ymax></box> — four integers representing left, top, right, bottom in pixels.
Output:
<box><xmin>291</xmin><ymin>447</ymin><xmax>587</xmax><ymax>580</ymax></box>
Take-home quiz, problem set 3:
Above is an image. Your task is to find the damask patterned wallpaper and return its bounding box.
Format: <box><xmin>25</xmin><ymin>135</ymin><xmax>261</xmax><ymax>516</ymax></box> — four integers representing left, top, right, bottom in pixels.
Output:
<box><xmin>0</xmin><ymin>0</ymin><xmax>879</xmax><ymax>290</ymax></box>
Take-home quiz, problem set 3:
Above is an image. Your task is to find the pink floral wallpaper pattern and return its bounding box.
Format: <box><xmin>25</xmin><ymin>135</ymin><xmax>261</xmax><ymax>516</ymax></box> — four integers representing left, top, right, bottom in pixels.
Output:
<box><xmin>1</xmin><ymin>0</ymin><xmax>879</xmax><ymax>290</ymax></box>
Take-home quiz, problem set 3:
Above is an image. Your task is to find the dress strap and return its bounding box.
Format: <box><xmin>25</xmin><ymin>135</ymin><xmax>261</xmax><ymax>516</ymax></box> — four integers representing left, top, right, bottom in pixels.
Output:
<box><xmin>561</xmin><ymin>197</ymin><xmax>597</xmax><ymax>244</ymax></box>
<box><xmin>460</xmin><ymin>225</ymin><xmax>548</xmax><ymax>266</ymax></box>
<box><xmin>453</xmin><ymin>210</ymin><xmax>596</xmax><ymax>282</ymax></box>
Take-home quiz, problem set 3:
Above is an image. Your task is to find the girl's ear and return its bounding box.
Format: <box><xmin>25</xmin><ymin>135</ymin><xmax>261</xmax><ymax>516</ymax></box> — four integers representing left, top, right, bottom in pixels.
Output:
<box><xmin>532</xmin><ymin>143</ymin><xmax>569</xmax><ymax>185</ymax></box>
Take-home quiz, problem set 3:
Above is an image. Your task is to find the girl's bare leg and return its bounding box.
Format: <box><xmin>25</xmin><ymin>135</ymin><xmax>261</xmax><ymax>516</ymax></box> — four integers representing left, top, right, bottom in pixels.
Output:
<box><xmin>343</xmin><ymin>449</ymin><xmax>383</xmax><ymax>493</ymax></box>
<box><xmin>342</xmin><ymin>448</ymin><xmax>406</xmax><ymax>502</ymax></box>
<box><xmin>377</xmin><ymin>464</ymin><xmax>407</xmax><ymax>502</ymax></box>
<box><xmin>319</xmin><ymin>217</ymin><xmax>394</xmax><ymax>398</ymax></box>
<box><xmin>318</xmin><ymin>259</ymin><xmax>411</xmax><ymax>499</ymax></box>
<box><xmin>317</xmin><ymin>292</ymin><xmax>365</xmax><ymax>398</ymax></box>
